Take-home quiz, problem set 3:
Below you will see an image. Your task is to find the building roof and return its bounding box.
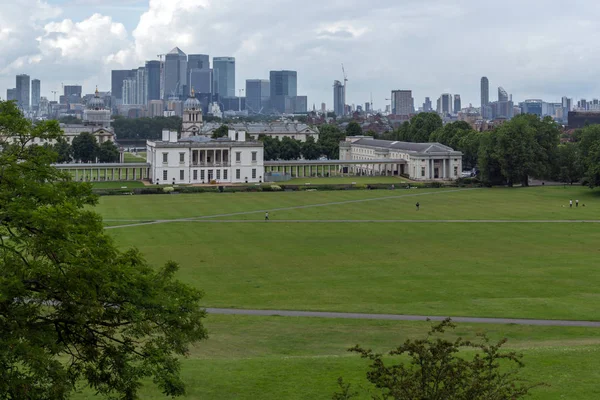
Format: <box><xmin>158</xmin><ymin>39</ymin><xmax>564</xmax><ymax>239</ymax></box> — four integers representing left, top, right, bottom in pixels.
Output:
<box><xmin>198</xmin><ymin>122</ymin><xmax>319</xmax><ymax>136</ymax></box>
<box><xmin>349</xmin><ymin>138</ymin><xmax>460</xmax><ymax>154</ymax></box>
<box><xmin>168</xmin><ymin>47</ymin><xmax>186</xmax><ymax>56</ymax></box>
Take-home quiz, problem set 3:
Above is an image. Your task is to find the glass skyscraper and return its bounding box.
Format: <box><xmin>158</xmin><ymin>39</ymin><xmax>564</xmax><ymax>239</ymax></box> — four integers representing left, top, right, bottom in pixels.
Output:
<box><xmin>164</xmin><ymin>47</ymin><xmax>187</xmax><ymax>99</ymax></box>
<box><xmin>245</xmin><ymin>79</ymin><xmax>270</xmax><ymax>114</ymax></box>
<box><xmin>16</xmin><ymin>74</ymin><xmax>30</xmax><ymax>111</ymax></box>
<box><xmin>270</xmin><ymin>70</ymin><xmax>297</xmax><ymax>114</ymax></box>
<box><xmin>145</xmin><ymin>60</ymin><xmax>161</xmax><ymax>102</ymax></box>
<box><xmin>213</xmin><ymin>57</ymin><xmax>236</xmax><ymax>98</ymax></box>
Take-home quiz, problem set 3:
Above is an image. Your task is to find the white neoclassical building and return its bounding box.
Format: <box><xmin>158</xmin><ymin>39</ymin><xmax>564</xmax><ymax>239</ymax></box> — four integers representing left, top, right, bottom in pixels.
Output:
<box><xmin>339</xmin><ymin>136</ymin><xmax>462</xmax><ymax>181</ymax></box>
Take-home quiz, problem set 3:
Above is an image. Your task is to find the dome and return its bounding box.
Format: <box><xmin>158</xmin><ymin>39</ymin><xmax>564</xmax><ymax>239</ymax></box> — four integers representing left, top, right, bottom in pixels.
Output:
<box><xmin>88</xmin><ymin>87</ymin><xmax>105</xmax><ymax>110</ymax></box>
<box><xmin>184</xmin><ymin>96</ymin><xmax>201</xmax><ymax>111</ymax></box>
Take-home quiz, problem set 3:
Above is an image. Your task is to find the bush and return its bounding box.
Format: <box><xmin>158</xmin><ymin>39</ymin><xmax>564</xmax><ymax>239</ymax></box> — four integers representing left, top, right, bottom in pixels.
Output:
<box><xmin>210</xmin><ymin>180</ymin><xmax>217</xmax><ymax>185</ymax></box>
<box><xmin>270</xmin><ymin>185</ymin><xmax>282</xmax><ymax>191</ymax></box>
<box><xmin>163</xmin><ymin>186</ymin><xmax>174</xmax><ymax>193</ymax></box>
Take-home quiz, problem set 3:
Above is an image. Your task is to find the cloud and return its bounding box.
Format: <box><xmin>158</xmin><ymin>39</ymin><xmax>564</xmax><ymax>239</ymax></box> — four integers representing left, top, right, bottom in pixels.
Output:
<box><xmin>3</xmin><ymin>0</ymin><xmax>600</xmax><ymax>108</ymax></box>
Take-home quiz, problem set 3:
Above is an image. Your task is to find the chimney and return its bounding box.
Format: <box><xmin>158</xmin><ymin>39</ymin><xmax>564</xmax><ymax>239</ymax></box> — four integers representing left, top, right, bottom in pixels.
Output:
<box><xmin>162</xmin><ymin>129</ymin><xmax>170</xmax><ymax>141</ymax></box>
<box><xmin>169</xmin><ymin>131</ymin><xmax>178</xmax><ymax>143</ymax></box>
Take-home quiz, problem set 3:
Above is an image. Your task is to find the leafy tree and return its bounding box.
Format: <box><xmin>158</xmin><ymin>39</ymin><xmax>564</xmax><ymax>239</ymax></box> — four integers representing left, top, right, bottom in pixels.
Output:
<box><xmin>212</xmin><ymin>124</ymin><xmax>229</xmax><ymax>139</ymax></box>
<box><xmin>334</xmin><ymin>319</ymin><xmax>542</xmax><ymax>400</ymax></box>
<box><xmin>492</xmin><ymin>117</ymin><xmax>538</xmax><ymax>186</ymax></box>
<box><xmin>557</xmin><ymin>143</ymin><xmax>583</xmax><ymax>184</ymax></box>
<box><xmin>317</xmin><ymin>124</ymin><xmax>346</xmax><ymax>160</ymax></box>
<box><xmin>259</xmin><ymin>135</ymin><xmax>280</xmax><ymax>161</ymax></box>
<box><xmin>408</xmin><ymin>112</ymin><xmax>443</xmax><ymax>142</ymax></box>
<box><xmin>58</xmin><ymin>115</ymin><xmax>83</xmax><ymax>125</ymax></box>
<box><xmin>478</xmin><ymin>131</ymin><xmax>505</xmax><ymax>185</ymax></box>
<box><xmin>112</xmin><ymin>116</ymin><xmax>182</xmax><ymax>140</ymax></box>
<box><xmin>0</xmin><ymin>100</ymin><xmax>207</xmax><ymax>399</ymax></box>
<box><xmin>345</xmin><ymin>121</ymin><xmax>363</xmax><ymax>136</ymax></box>
<box><xmin>97</xmin><ymin>140</ymin><xmax>120</xmax><ymax>163</ymax></box>
<box><xmin>279</xmin><ymin>136</ymin><xmax>302</xmax><ymax>160</ymax></box>
<box><xmin>576</xmin><ymin>124</ymin><xmax>600</xmax><ymax>187</ymax></box>
<box><xmin>46</xmin><ymin>137</ymin><xmax>73</xmax><ymax>163</ymax></box>
<box><xmin>72</xmin><ymin>132</ymin><xmax>99</xmax><ymax>162</ymax></box>
<box><xmin>301</xmin><ymin>136</ymin><xmax>321</xmax><ymax>160</ymax></box>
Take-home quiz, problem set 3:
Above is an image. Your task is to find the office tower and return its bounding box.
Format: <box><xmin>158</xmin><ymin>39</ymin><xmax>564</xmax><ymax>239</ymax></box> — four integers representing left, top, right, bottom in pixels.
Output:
<box><xmin>439</xmin><ymin>93</ymin><xmax>452</xmax><ymax>115</ymax></box>
<box><xmin>333</xmin><ymin>80</ymin><xmax>345</xmax><ymax>117</ymax></box>
<box><xmin>481</xmin><ymin>77</ymin><xmax>489</xmax><ymax>108</ymax></box>
<box><xmin>213</xmin><ymin>57</ymin><xmax>235</xmax><ymax>98</ymax></box>
<box><xmin>498</xmin><ymin>87</ymin><xmax>508</xmax><ymax>102</ymax></box>
<box><xmin>321</xmin><ymin>103</ymin><xmax>326</xmax><ymax>114</ymax></box>
<box><xmin>136</xmin><ymin>67</ymin><xmax>146</xmax><ymax>105</ymax></box>
<box><xmin>453</xmin><ymin>94</ymin><xmax>461</xmax><ymax>114</ymax></box>
<box><xmin>145</xmin><ymin>61</ymin><xmax>161</xmax><ymax>102</ymax></box>
<box><xmin>365</xmin><ymin>102</ymin><xmax>370</xmax><ymax>113</ymax></box>
<box><xmin>189</xmin><ymin>68</ymin><xmax>213</xmax><ymax>95</ymax></box>
<box><xmin>6</xmin><ymin>88</ymin><xmax>17</xmax><ymax>101</ymax></box>
<box><xmin>164</xmin><ymin>47</ymin><xmax>188</xmax><ymax>99</ymax></box>
<box><xmin>31</xmin><ymin>79</ymin><xmax>41</xmax><ymax>110</ymax></box>
<box><xmin>391</xmin><ymin>90</ymin><xmax>414</xmax><ymax>116</ymax></box>
<box><xmin>122</xmin><ymin>77</ymin><xmax>137</xmax><ymax>105</ymax></box>
<box><xmin>148</xmin><ymin>100</ymin><xmax>164</xmax><ymax>117</ymax></box>
<box><xmin>63</xmin><ymin>85</ymin><xmax>82</xmax><ymax>99</ymax></box>
<box><xmin>188</xmin><ymin>54</ymin><xmax>209</xmax><ymax>70</ymax></box>
<box><xmin>245</xmin><ymin>79</ymin><xmax>270</xmax><ymax>114</ymax></box>
<box><xmin>16</xmin><ymin>74</ymin><xmax>30</xmax><ymax>111</ymax></box>
<box><xmin>291</xmin><ymin>95</ymin><xmax>307</xmax><ymax>113</ymax></box>
<box><xmin>269</xmin><ymin>70</ymin><xmax>297</xmax><ymax>114</ymax></box>
<box><xmin>423</xmin><ymin>97</ymin><xmax>432</xmax><ymax>112</ymax></box>
<box><xmin>111</xmin><ymin>70</ymin><xmax>135</xmax><ymax>104</ymax></box>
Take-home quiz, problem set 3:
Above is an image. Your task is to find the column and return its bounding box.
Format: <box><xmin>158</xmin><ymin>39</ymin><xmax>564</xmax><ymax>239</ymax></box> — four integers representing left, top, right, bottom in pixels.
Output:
<box><xmin>442</xmin><ymin>159</ymin><xmax>446</xmax><ymax>179</ymax></box>
<box><xmin>75</xmin><ymin>169</ymin><xmax>79</xmax><ymax>181</ymax></box>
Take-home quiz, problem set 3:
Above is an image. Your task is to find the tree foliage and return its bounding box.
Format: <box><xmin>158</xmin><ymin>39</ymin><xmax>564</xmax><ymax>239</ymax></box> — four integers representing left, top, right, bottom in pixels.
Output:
<box><xmin>317</xmin><ymin>124</ymin><xmax>346</xmax><ymax>160</ymax></box>
<box><xmin>301</xmin><ymin>136</ymin><xmax>321</xmax><ymax>160</ymax></box>
<box><xmin>279</xmin><ymin>136</ymin><xmax>302</xmax><ymax>160</ymax></box>
<box><xmin>211</xmin><ymin>124</ymin><xmax>229</xmax><ymax>139</ymax></box>
<box><xmin>0</xmin><ymin>100</ymin><xmax>207</xmax><ymax>399</ymax></box>
<box><xmin>345</xmin><ymin>121</ymin><xmax>363</xmax><ymax>137</ymax></box>
<box><xmin>71</xmin><ymin>131</ymin><xmax>98</xmax><ymax>162</ymax></box>
<box><xmin>259</xmin><ymin>135</ymin><xmax>281</xmax><ymax>161</ymax></box>
<box><xmin>334</xmin><ymin>319</ymin><xmax>542</xmax><ymax>400</ymax></box>
<box><xmin>112</xmin><ymin>116</ymin><xmax>182</xmax><ymax>140</ymax></box>
<box><xmin>97</xmin><ymin>140</ymin><xmax>120</xmax><ymax>163</ymax></box>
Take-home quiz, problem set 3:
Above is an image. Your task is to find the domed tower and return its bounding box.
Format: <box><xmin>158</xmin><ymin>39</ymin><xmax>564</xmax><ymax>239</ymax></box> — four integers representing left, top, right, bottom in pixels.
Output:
<box><xmin>182</xmin><ymin>88</ymin><xmax>203</xmax><ymax>137</ymax></box>
<box><xmin>84</xmin><ymin>87</ymin><xmax>111</xmax><ymax>128</ymax></box>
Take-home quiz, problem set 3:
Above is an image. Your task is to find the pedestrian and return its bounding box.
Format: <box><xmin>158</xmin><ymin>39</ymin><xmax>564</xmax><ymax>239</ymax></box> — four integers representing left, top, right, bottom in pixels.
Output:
<box><xmin>265</xmin><ymin>211</ymin><xmax>269</xmax><ymax>221</ymax></box>
<box><xmin>569</xmin><ymin>199</ymin><xmax>573</xmax><ymax>208</ymax></box>
<box><xmin>416</xmin><ymin>202</ymin><xmax>420</xmax><ymax>211</ymax></box>
<box><xmin>576</xmin><ymin>199</ymin><xmax>579</xmax><ymax>207</ymax></box>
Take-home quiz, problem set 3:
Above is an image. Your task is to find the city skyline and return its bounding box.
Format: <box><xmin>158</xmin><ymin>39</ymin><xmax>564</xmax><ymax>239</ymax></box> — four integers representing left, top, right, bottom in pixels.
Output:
<box><xmin>2</xmin><ymin>1</ymin><xmax>600</xmax><ymax>108</ymax></box>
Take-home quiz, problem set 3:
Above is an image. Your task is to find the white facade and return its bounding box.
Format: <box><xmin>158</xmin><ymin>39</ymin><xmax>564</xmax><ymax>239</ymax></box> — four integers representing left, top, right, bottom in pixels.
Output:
<box><xmin>340</xmin><ymin>136</ymin><xmax>462</xmax><ymax>181</ymax></box>
<box><xmin>191</xmin><ymin>122</ymin><xmax>320</xmax><ymax>142</ymax></box>
<box><xmin>147</xmin><ymin>130</ymin><xmax>264</xmax><ymax>185</ymax></box>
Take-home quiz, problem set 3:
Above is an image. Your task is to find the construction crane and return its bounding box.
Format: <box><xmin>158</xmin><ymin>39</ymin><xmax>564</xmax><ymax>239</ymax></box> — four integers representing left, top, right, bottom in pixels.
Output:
<box><xmin>341</xmin><ymin>64</ymin><xmax>348</xmax><ymax>115</ymax></box>
<box><xmin>51</xmin><ymin>91</ymin><xmax>57</xmax><ymax>102</ymax></box>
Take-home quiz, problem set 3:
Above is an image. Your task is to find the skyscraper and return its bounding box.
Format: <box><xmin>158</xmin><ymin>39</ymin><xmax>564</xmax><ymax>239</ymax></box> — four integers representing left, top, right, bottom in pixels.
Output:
<box><xmin>188</xmin><ymin>54</ymin><xmax>209</xmax><ymax>70</ymax></box>
<box><xmin>145</xmin><ymin>61</ymin><xmax>162</xmax><ymax>102</ymax></box>
<box><xmin>391</xmin><ymin>90</ymin><xmax>414</xmax><ymax>116</ymax></box>
<box><xmin>31</xmin><ymin>79</ymin><xmax>41</xmax><ymax>110</ymax></box>
<box><xmin>189</xmin><ymin>69</ymin><xmax>213</xmax><ymax>95</ymax></box>
<box><xmin>498</xmin><ymin>87</ymin><xmax>508</xmax><ymax>102</ymax></box>
<box><xmin>333</xmin><ymin>80</ymin><xmax>345</xmax><ymax>117</ymax></box>
<box><xmin>439</xmin><ymin>93</ymin><xmax>452</xmax><ymax>115</ymax></box>
<box><xmin>6</xmin><ymin>88</ymin><xmax>17</xmax><ymax>101</ymax></box>
<box><xmin>111</xmin><ymin>70</ymin><xmax>134</xmax><ymax>103</ymax></box>
<box><xmin>270</xmin><ymin>70</ymin><xmax>297</xmax><ymax>114</ymax></box>
<box><xmin>136</xmin><ymin>67</ymin><xmax>146</xmax><ymax>106</ymax></box>
<box><xmin>245</xmin><ymin>79</ymin><xmax>270</xmax><ymax>114</ymax></box>
<box><xmin>480</xmin><ymin>77</ymin><xmax>489</xmax><ymax>108</ymax></box>
<box><xmin>164</xmin><ymin>47</ymin><xmax>188</xmax><ymax>99</ymax></box>
<box><xmin>423</xmin><ymin>97</ymin><xmax>432</xmax><ymax>112</ymax></box>
<box><xmin>213</xmin><ymin>57</ymin><xmax>235</xmax><ymax>98</ymax></box>
<box><xmin>453</xmin><ymin>94</ymin><xmax>461</xmax><ymax>114</ymax></box>
<box><xmin>16</xmin><ymin>74</ymin><xmax>30</xmax><ymax>111</ymax></box>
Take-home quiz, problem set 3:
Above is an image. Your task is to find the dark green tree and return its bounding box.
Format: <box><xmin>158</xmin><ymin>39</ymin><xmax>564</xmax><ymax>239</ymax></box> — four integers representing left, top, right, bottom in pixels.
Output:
<box><xmin>279</xmin><ymin>136</ymin><xmax>302</xmax><ymax>160</ymax></box>
<box><xmin>557</xmin><ymin>143</ymin><xmax>583</xmax><ymax>184</ymax></box>
<box><xmin>345</xmin><ymin>121</ymin><xmax>363</xmax><ymax>136</ymax></box>
<box><xmin>301</xmin><ymin>136</ymin><xmax>321</xmax><ymax>160</ymax></box>
<box><xmin>259</xmin><ymin>135</ymin><xmax>280</xmax><ymax>161</ymax></box>
<box><xmin>112</xmin><ymin>116</ymin><xmax>182</xmax><ymax>140</ymax></box>
<box><xmin>72</xmin><ymin>132</ymin><xmax>99</xmax><ymax>162</ymax></box>
<box><xmin>317</xmin><ymin>124</ymin><xmax>346</xmax><ymax>160</ymax></box>
<box><xmin>58</xmin><ymin>116</ymin><xmax>83</xmax><ymax>125</ymax></box>
<box><xmin>46</xmin><ymin>137</ymin><xmax>73</xmax><ymax>163</ymax></box>
<box><xmin>576</xmin><ymin>124</ymin><xmax>600</xmax><ymax>187</ymax></box>
<box><xmin>334</xmin><ymin>319</ymin><xmax>542</xmax><ymax>400</ymax></box>
<box><xmin>492</xmin><ymin>117</ymin><xmax>538</xmax><ymax>186</ymax></box>
<box><xmin>212</xmin><ymin>124</ymin><xmax>229</xmax><ymax>138</ymax></box>
<box><xmin>97</xmin><ymin>140</ymin><xmax>120</xmax><ymax>163</ymax></box>
<box><xmin>0</xmin><ymin>100</ymin><xmax>207</xmax><ymax>399</ymax></box>
<box><xmin>408</xmin><ymin>112</ymin><xmax>443</xmax><ymax>142</ymax></box>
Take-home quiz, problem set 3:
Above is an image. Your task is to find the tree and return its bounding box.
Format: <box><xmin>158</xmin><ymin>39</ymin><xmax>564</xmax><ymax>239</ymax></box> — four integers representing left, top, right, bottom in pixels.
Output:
<box><xmin>112</xmin><ymin>116</ymin><xmax>182</xmax><ymax>140</ymax></box>
<box><xmin>557</xmin><ymin>143</ymin><xmax>583</xmax><ymax>184</ymax></box>
<box><xmin>317</xmin><ymin>124</ymin><xmax>346</xmax><ymax>160</ymax></box>
<box><xmin>48</xmin><ymin>137</ymin><xmax>72</xmax><ymax>163</ymax></box>
<box><xmin>212</xmin><ymin>124</ymin><xmax>229</xmax><ymax>139</ymax></box>
<box><xmin>97</xmin><ymin>140</ymin><xmax>120</xmax><ymax>163</ymax></box>
<box><xmin>259</xmin><ymin>135</ymin><xmax>280</xmax><ymax>161</ymax></box>
<box><xmin>408</xmin><ymin>112</ymin><xmax>443</xmax><ymax>142</ymax></box>
<box><xmin>345</xmin><ymin>121</ymin><xmax>363</xmax><ymax>136</ymax></box>
<box><xmin>301</xmin><ymin>136</ymin><xmax>321</xmax><ymax>160</ymax></box>
<box><xmin>72</xmin><ymin>132</ymin><xmax>99</xmax><ymax>162</ymax></box>
<box><xmin>58</xmin><ymin>116</ymin><xmax>82</xmax><ymax>125</ymax></box>
<box><xmin>334</xmin><ymin>319</ymin><xmax>542</xmax><ymax>400</ymax></box>
<box><xmin>279</xmin><ymin>136</ymin><xmax>302</xmax><ymax>160</ymax></box>
<box><xmin>0</xmin><ymin>100</ymin><xmax>207</xmax><ymax>399</ymax></box>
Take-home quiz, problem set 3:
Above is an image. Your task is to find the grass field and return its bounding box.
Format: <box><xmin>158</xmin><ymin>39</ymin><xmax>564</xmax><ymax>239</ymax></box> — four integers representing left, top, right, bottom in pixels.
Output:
<box><xmin>88</xmin><ymin>186</ymin><xmax>600</xmax><ymax>399</ymax></box>
<box><xmin>283</xmin><ymin>176</ymin><xmax>407</xmax><ymax>185</ymax></box>
<box><xmin>91</xmin><ymin>181</ymin><xmax>146</xmax><ymax>189</ymax></box>
<box><xmin>123</xmin><ymin>152</ymin><xmax>146</xmax><ymax>163</ymax></box>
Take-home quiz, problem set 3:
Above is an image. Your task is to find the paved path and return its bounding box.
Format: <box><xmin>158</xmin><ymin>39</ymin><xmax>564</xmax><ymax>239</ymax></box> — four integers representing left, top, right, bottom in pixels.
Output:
<box><xmin>206</xmin><ymin>308</ymin><xmax>600</xmax><ymax>327</ymax></box>
<box><xmin>104</xmin><ymin>188</ymin><xmax>477</xmax><ymax>230</ymax></box>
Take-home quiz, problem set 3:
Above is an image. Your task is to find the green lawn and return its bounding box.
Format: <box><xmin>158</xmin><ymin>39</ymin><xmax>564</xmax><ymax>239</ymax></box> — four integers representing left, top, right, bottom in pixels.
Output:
<box><xmin>123</xmin><ymin>152</ymin><xmax>146</xmax><ymax>163</ymax></box>
<box><xmin>86</xmin><ymin>186</ymin><xmax>600</xmax><ymax>398</ymax></box>
<box><xmin>73</xmin><ymin>315</ymin><xmax>600</xmax><ymax>399</ymax></box>
<box><xmin>92</xmin><ymin>181</ymin><xmax>146</xmax><ymax>189</ymax></box>
<box><xmin>282</xmin><ymin>176</ymin><xmax>407</xmax><ymax>185</ymax></box>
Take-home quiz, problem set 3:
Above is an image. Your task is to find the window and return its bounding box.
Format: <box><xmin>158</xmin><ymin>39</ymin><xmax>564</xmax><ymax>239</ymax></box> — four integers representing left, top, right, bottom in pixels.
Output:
<box><xmin>179</xmin><ymin>152</ymin><xmax>185</xmax><ymax>163</ymax></box>
<box><xmin>163</xmin><ymin>170</ymin><xmax>168</xmax><ymax>180</ymax></box>
<box><xmin>216</xmin><ymin>170</ymin><xmax>221</xmax><ymax>179</ymax></box>
<box><xmin>251</xmin><ymin>151</ymin><xmax>257</xmax><ymax>162</ymax></box>
<box><xmin>236</xmin><ymin>152</ymin><xmax>241</xmax><ymax>162</ymax></box>
<box><xmin>193</xmin><ymin>170</ymin><xmax>198</xmax><ymax>180</ymax></box>
<box><xmin>421</xmin><ymin>167</ymin><xmax>425</xmax><ymax>177</ymax></box>
<box><xmin>223</xmin><ymin>170</ymin><xmax>228</xmax><ymax>180</ymax></box>
<box><xmin>201</xmin><ymin>170</ymin><xmax>205</xmax><ymax>181</ymax></box>
<box><xmin>162</xmin><ymin>153</ymin><xmax>168</xmax><ymax>163</ymax></box>
<box><xmin>180</xmin><ymin>170</ymin><xmax>184</xmax><ymax>180</ymax></box>
<box><xmin>454</xmin><ymin>166</ymin><xmax>458</xmax><ymax>177</ymax></box>
<box><xmin>252</xmin><ymin>169</ymin><xmax>257</xmax><ymax>179</ymax></box>
<box><xmin>236</xmin><ymin>169</ymin><xmax>240</xmax><ymax>179</ymax></box>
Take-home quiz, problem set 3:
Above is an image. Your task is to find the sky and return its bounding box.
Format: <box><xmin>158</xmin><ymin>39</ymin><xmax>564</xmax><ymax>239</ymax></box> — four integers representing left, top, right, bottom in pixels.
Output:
<box><xmin>2</xmin><ymin>0</ymin><xmax>600</xmax><ymax>110</ymax></box>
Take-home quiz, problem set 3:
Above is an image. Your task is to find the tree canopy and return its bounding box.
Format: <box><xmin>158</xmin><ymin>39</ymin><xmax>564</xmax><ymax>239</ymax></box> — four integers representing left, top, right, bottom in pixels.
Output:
<box><xmin>279</xmin><ymin>136</ymin><xmax>302</xmax><ymax>160</ymax></box>
<box><xmin>334</xmin><ymin>319</ymin><xmax>542</xmax><ymax>400</ymax></box>
<box><xmin>97</xmin><ymin>140</ymin><xmax>120</xmax><ymax>163</ymax></box>
<box><xmin>345</xmin><ymin>121</ymin><xmax>363</xmax><ymax>137</ymax></box>
<box><xmin>211</xmin><ymin>124</ymin><xmax>229</xmax><ymax>139</ymax></box>
<box><xmin>71</xmin><ymin>131</ymin><xmax>98</xmax><ymax>162</ymax></box>
<box><xmin>317</xmin><ymin>124</ymin><xmax>346</xmax><ymax>160</ymax></box>
<box><xmin>0</xmin><ymin>100</ymin><xmax>207</xmax><ymax>399</ymax></box>
<box><xmin>301</xmin><ymin>136</ymin><xmax>321</xmax><ymax>160</ymax></box>
<box><xmin>112</xmin><ymin>116</ymin><xmax>182</xmax><ymax>140</ymax></box>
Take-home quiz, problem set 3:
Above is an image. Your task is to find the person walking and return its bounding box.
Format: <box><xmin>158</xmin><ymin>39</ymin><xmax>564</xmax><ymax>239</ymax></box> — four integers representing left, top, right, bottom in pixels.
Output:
<box><xmin>416</xmin><ymin>202</ymin><xmax>420</xmax><ymax>211</ymax></box>
<box><xmin>569</xmin><ymin>199</ymin><xmax>573</xmax><ymax>208</ymax></box>
<box><xmin>576</xmin><ymin>199</ymin><xmax>579</xmax><ymax>207</ymax></box>
<box><xmin>265</xmin><ymin>211</ymin><xmax>269</xmax><ymax>221</ymax></box>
